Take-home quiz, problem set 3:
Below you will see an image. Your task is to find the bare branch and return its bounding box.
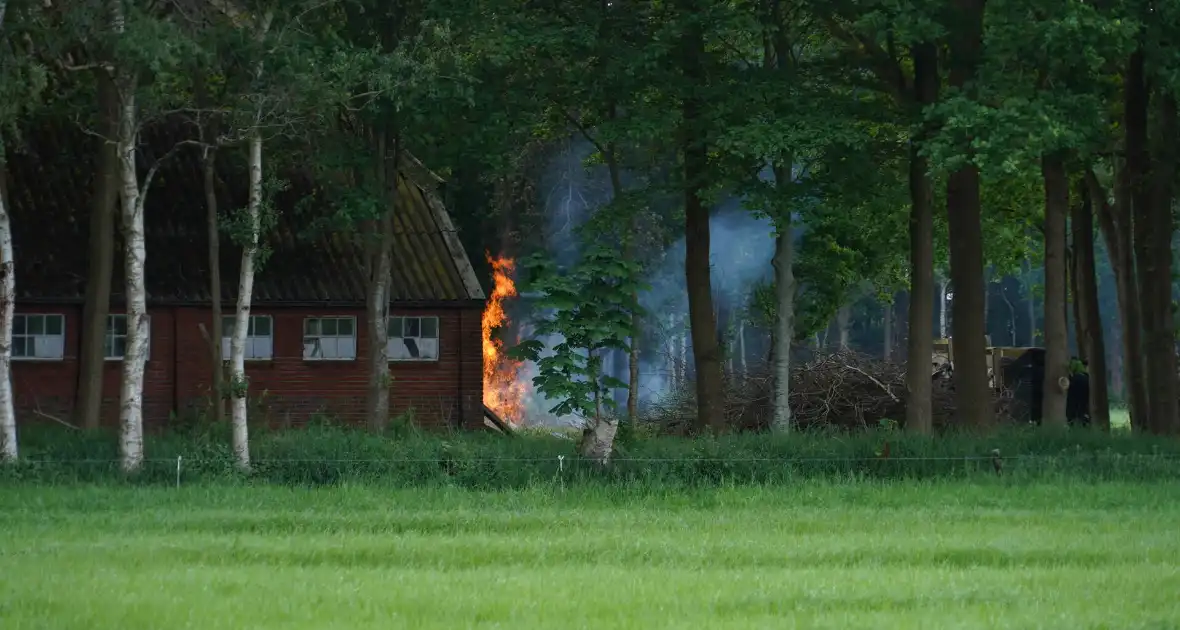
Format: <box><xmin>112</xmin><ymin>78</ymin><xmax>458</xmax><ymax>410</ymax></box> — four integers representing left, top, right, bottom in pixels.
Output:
<box><xmin>33</xmin><ymin>403</ymin><xmax>81</xmax><ymax>431</ymax></box>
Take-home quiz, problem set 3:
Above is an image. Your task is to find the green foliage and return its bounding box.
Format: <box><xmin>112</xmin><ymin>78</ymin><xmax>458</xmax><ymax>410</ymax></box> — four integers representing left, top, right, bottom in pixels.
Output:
<box><xmin>510</xmin><ymin>243</ymin><xmax>645</xmax><ymax>420</ymax></box>
<box><xmin>0</xmin><ymin>0</ymin><xmax>50</xmax><ymax>153</ymax></box>
<box><xmin>220</xmin><ymin>174</ymin><xmax>288</xmax><ymax>270</ymax></box>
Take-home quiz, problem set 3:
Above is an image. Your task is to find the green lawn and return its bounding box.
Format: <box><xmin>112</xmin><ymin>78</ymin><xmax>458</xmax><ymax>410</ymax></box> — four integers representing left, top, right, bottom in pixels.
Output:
<box><xmin>2</xmin><ymin>482</ymin><xmax>1179</xmax><ymax>629</ymax></box>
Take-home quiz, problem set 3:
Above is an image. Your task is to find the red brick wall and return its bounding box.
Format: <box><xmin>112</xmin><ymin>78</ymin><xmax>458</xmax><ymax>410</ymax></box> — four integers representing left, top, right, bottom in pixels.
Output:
<box><xmin>12</xmin><ymin>304</ymin><xmax>485</xmax><ymax>430</ymax></box>
<box><xmin>12</xmin><ymin>305</ymin><xmax>176</xmax><ymax>427</ymax></box>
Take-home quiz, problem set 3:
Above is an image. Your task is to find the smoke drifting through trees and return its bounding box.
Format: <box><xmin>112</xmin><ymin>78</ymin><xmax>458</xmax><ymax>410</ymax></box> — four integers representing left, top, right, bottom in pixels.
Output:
<box><xmin>508</xmin><ymin>139</ymin><xmax>776</xmax><ymax>426</ymax></box>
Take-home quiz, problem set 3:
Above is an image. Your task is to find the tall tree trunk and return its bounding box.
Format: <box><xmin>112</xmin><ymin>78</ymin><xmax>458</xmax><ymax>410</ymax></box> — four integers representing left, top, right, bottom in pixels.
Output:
<box><xmin>945</xmin><ymin>0</ymin><xmax>991</xmax><ymax>429</ymax></box>
<box><xmin>115</xmin><ymin>80</ymin><xmax>147</xmax><ymax>472</ymax></box>
<box><xmin>1090</xmin><ymin>169</ymin><xmax>1139</xmax><ymax>424</ymax></box>
<box><xmin>1123</xmin><ymin>49</ymin><xmax>1152</xmax><ymax>432</ymax></box>
<box><xmin>1024</xmin><ymin>258</ymin><xmax>1037</xmax><ymax>345</ymax></box>
<box><xmin>905</xmin><ymin>41</ymin><xmax>938</xmax><ymax>435</ymax></box>
<box><xmin>1040</xmin><ymin>153</ymin><xmax>1070</xmax><ymax>427</ymax></box>
<box><xmin>228</xmin><ymin>12</ymin><xmax>274</xmax><ymax>466</ymax></box>
<box><xmin>0</xmin><ymin>149</ymin><xmax>16</xmax><ymax>461</ymax></box>
<box><xmin>883</xmin><ymin>298</ymin><xmax>893</xmax><ymax>360</ymax></box>
<box><xmin>228</xmin><ymin>129</ymin><xmax>263</xmax><ymax>471</ymax></box>
<box><xmin>1001</xmin><ymin>285</ymin><xmax>1016</xmax><ymax>345</ymax></box>
<box><xmin>77</xmin><ymin>74</ymin><xmax>119</xmax><ymax>430</ymax></box>
<box><xmin>767</xmin><ymin>0</ymin><xmax>796</xmax><ymax>433</ymax></box>
<box><xmin>1141</xmin><ymin>95</ymin><xmax>1179</xmax><ymax>434</ymax></box>
<box><xmin>771</xmin><ymin>227</ymin><xmax>795</xmax><ymax>431</ymax></box>
<box><xmin>203</xmin><ymin>145</ymin><xmax>225</xmax><ymax>422</ymax></box>
<box><xmin>680</xmin><ymin>6</ymin><xmax>724</xmax><ymax>433</ymax></box>
<box><xmin>607</xmin><ymin>128</ymin><xmax>639</xmax><ymax>427</ymax></box>
<box><xmin>982</xmin><ymin>273</ymin><xmax>990</xmax><ymax>341</ymax></box>
<box><xmin>110</xmin><ymin>0</ymin><xmax>147</xmax><ymax>472</ymax></box>
<box><xmin>0</xmin><ymin>1</ymin><xmax>15</xmax><ymax>461</ymax></box>
<box><xmin>1068</xmin><ymin>246</ymin><xmax>1084</xmax><ymax>361</ymax></box>
<box><xmin>365</xmin><ymin>133</ymin><xmax>397</xmax><ymax>432</ymax></box>
<box><xmin>1076</xmin><ymin>178</ymin><xmax>1110</xmax><ymax>430</ymax></box>
<box><xmin>938</xmin><ymin>276</ymin><xmax>948</xmax><ymax>338</ymax></box>
<box><xmin>836</xmin><ymin>304</ymin><xmax>851</xmax><ymax>349</ymax></box>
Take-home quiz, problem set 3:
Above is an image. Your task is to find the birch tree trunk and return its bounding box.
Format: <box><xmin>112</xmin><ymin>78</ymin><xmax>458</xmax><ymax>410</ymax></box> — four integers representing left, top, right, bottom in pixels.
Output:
<box><xmin>109</xmin><ymin>0</ymin><xmax>147</xmax><ymax>472</ymax></box>
<box><xmin>0</xmin><ymin>151</ymin><xmax>16</xmax><ymax>462</ymax></box>
<box><xmin>883</xmin><ymin>299</ymin><xmax>892</xmax><ymax>361</ymax></box>
<box><xmin>228</xmin><ymin>129</ymin><xmax>263</xmax><ymax>471</ymax></box>
<box><xmin>227</xmin><ymin>12</ymin><xmax>274</xmax><ymax>470</ymax></box>
<box><xmin>0</xmin><ymin>0</ymin><xmax>14</xmax><ymax>456</ymax></box>
<box><xmin>580</xmin><ymin>356</ymin><xmax>619</xmax><ymax>464</ymax></box>
<box><xmin>116</xmin><ymin>80</ymin><xmax>148</xmax><ymax>473</ymax></box>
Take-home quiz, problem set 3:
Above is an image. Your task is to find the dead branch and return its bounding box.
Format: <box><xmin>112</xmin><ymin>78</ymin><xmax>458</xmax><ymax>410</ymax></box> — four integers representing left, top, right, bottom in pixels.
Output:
<box><xmin>645</xmin><ymin>349</ymin><xmax>1014</xmax><ymax>433</ymax></box>
<box><xmin>34</xmin><ymin>403</ymin><xmax>81</xmax><ymax>430</ymax></box>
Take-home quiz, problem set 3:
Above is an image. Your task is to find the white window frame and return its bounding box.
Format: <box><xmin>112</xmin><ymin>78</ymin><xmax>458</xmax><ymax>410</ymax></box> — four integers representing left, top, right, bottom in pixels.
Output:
<box><xmin>302</xmin><ymin>316</ymin><xmax>357</xmax><ymax>361</ymax></box>
<box><xmin>104</xmin><ymin>314</ymin><xmax>151</xmax><ymax>361</ymax></box>
<box><xmin>221</xmin><ymin>315</ymin><xmax>274</xmax><ymax>361</ymax></box>
<box><xmin>12</xmin><ymin>313</ymin><xmax>66</xmax><ymax>361</ymax></box>
<box><xmin>387</xmin><ymin>315</ymin><xmax>440</xmax><ymax>362</ymax></box>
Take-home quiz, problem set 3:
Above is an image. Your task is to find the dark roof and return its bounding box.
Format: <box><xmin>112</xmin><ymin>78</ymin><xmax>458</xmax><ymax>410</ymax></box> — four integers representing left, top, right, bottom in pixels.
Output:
<box><xmin>4</xmin><ymin>121</ymin><xmax>486</xmax><ymax>306</ymax></box>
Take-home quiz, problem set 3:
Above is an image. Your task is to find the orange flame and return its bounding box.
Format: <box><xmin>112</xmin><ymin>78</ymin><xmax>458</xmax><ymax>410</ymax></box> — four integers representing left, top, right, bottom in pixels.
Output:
<box><xmin>482</xmin><ymin>254</ymin><xmax>528</xmax><ymax>425</ymax></box>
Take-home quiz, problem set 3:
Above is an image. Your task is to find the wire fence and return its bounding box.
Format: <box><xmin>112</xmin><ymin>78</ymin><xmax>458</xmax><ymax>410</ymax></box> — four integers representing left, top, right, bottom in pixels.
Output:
<box><xmin>11</xmin><ymin>453</ymin><xmax>1180</xmax><ymax>464</ymax></box>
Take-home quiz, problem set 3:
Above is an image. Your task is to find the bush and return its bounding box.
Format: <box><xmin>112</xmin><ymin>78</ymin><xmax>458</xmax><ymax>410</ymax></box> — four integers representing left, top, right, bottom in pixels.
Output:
<box><xmin>3</xmin><ymin>419</ymin><xmax>1180</xmax><ymax>487</ymax></box>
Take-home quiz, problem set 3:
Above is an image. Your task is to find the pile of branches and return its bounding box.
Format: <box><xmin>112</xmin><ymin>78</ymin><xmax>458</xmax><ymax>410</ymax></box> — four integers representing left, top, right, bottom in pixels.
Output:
<box><xmin>647</xmin><ymin>350</ymin><xmax>1014</xmax><ymax>433</ymax></box>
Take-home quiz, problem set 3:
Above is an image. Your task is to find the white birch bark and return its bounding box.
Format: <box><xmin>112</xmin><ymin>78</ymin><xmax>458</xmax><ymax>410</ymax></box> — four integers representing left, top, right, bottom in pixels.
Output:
<box><xmin>0</xmin><ymin>0</ymin><xmax>13</xmax><ymax>458</ymax></box>
<box><xmin>229</xmin><ymin>129</ymin><xmax>262</xmax><ymax>471</ymax></box>
<box><xmin>116</xmin><ymin>85</ymin><xmax>147</xmax><ymax>473</ymax></box>
<box><xmin>0</xmin><ymin>0</ymin><xmax>11</xmax><ymax>462</ymax></box>
<box><xmin>228</xmin><ymin>12</ymin><xmax>274</xmax><ymax>471</ymax></box>
<box><xmin>0</xmin><ymin>152</ymin><xmax>16</xmax><ymax>462</ymax></box>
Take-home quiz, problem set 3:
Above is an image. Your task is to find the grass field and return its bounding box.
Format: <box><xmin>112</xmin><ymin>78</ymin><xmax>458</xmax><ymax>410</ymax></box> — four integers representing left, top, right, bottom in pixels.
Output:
<box><xmin>2</xmin><ymin>482</ymin><xmax>1179</xmax><ymax>629</ymax></box>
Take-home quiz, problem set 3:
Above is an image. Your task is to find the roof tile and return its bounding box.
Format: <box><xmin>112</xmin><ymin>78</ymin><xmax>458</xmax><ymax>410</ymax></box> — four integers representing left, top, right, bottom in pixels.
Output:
<box><xmin>5</xmin><ymin>121</ymin><xmax>485</xmax><ymax>306</ymax></box>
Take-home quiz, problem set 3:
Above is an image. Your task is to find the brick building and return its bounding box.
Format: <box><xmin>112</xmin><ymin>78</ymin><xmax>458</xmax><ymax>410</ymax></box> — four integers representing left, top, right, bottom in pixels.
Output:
<box><xmin>5</xmin><ymin>126</ymin><xmax>488</xmax><ymax>430</ymax></box>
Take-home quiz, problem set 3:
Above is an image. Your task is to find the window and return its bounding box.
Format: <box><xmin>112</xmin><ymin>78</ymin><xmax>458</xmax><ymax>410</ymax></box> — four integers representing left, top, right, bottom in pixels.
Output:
<box><xmin>13</xmin><ymin>314</ymin><xmax>66</xmax><ymax>360</ymax></box>
<box><xmin>388</xmin><ymin>316</ymin><xmax>439</xmax><ymax>361</ymax></box>
<box><xmin>104</xmin><ymin>314</ymin><xmax>151</xmax><ymax>360</ymax></box>
<box><xmin>302</xmin><ymin>316</ymin><xmax>356</xmax><ymax>360</ymax></box>
<box><xmin>221</xmin><ymin>315</ymin><xmax>274</xmax><ymax>360</ymax></box>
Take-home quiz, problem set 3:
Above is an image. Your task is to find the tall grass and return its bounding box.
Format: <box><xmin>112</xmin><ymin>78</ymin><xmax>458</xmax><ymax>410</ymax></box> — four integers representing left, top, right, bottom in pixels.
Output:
<box><xmin>4</xmin><ymin>418</ymin><xmax>1179</xmax><ymax>487</ymax></box>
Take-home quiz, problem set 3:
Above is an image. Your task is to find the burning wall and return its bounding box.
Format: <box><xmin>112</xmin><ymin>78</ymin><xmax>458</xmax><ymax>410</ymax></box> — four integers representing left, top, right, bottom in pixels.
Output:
<box><xmin>482</xmin><ymin>255</ymin><xmax>528</xmax><ymax>426</ymax></box>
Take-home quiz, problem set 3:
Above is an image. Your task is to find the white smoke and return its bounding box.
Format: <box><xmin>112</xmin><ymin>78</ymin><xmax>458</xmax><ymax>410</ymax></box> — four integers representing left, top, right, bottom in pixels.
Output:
<box><xmin>511</xmin><ymin>138</ymin><xmax>781</xmax><ymax>425</ymax></box>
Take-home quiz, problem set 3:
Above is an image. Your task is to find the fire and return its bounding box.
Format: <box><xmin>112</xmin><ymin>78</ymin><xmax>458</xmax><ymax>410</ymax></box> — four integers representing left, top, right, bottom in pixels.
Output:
<box><xmin>482</xmin><ymin>254</ymin><xmax>528</xmax><ymax>425</ymax></box>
